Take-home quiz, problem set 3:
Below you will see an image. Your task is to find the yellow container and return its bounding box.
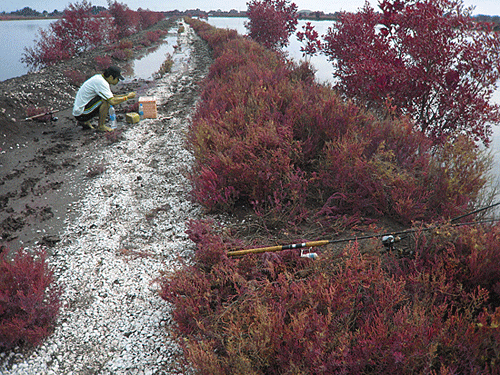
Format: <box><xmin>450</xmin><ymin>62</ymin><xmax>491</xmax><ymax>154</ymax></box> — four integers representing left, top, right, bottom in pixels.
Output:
<box><xmin>138</xmin><ymin>96</ymin><xmax>158</xmax><ymax>119</ymax></box>
<box><xmin>126</xmin><ymin>112</ymin><xmax>140</xmax><ymax>124</ymax></box>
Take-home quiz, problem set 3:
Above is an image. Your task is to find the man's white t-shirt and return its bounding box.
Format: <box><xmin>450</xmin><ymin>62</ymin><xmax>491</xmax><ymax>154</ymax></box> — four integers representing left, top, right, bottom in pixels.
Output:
<box><xmin>72</xmin><ymin>74</ymin><xmax>114</xmax><ymax>117</ymax></box>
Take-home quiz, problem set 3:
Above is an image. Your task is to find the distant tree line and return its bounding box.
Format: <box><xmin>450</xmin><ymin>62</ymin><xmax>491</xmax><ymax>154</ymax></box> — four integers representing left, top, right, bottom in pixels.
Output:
<box><xmin>0</xmin><ymin>5</ymin><xmax>107</xmax><ymax>19</ymax></box>
<box><xmin>2</xmin><ymin>5</ymin><xmax>498</xmax><ymax>27</ymax></box>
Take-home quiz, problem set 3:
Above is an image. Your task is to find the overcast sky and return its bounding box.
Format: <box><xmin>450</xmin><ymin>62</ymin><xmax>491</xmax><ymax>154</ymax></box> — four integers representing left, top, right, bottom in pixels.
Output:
<box><xmin>1</xmin><ymin>0</ymin><xmax>499</xmax><ymax>16</ymax></box>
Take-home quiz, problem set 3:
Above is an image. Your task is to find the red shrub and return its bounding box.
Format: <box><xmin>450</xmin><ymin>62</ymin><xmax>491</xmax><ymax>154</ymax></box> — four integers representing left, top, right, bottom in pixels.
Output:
<box><xmin>22</xmin><ymin>1</ymin><xmax>115</xmax><ymax>69</ymax></box>
<box><xmin>94</xmin><ymin>55</ymin><xmax>112</xmax><ymax>70</ymax></box>
<box><xmin>161</xmin><ymin>221</ymin><xmax>500</xmax><ymax>374</ymax></box>
<box><xmin>246</xmin><ymin>0</ymin><xmax>299</xmax><ymax>50</ymax></box>
<box><xmin>166</xmin><ymin>18</ymin><xmax>500</xmax><ymax>375</ymax></box>
<box><xmin>64</xmin><ymin>69</ymin><xmax>86</xmax><ymax>86</ymax></box>
<box><xmin>138</xmin><ymin>10</ymin><xmax>164</xmax><ymax>30</ymax></box>
<box><xmin>146</xmin><ymin>31</ymin><xmax>160</xmax><ymax>43</ymax></box>
<box><xmin>111</xmin><ymin>48</ymin><xmax>133</xmax><ymax>61</ymax></box>
<box><xmin>323</xmin><ymin>0</ymin><xmax>500</xmax><ymax>145</ymax></box>
<box><xmin>108</xmin><ymin>1</ymin><xmax>140</xmax><ymax>39</ymax></box>
<box><xmin>187</xmin><ymin>19</ymin><xmax>490</xmax><ymax>226</ymax></box>
<box><xmin>0</xmin><ymin>249</ymin><xmax>62</xmax><ymax>350</ymax></box>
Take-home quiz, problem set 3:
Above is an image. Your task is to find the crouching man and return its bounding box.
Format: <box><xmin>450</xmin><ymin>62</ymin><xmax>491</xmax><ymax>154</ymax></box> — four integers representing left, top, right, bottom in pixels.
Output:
<box><xmin>73</xmin><ymin>66</ymin><xmax>136</xmax><ymax>132</ymax></box>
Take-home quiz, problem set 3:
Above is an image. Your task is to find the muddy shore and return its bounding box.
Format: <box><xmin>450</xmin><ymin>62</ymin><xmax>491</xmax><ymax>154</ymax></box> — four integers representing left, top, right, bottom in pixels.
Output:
<box><xmin>0</xmin><ymin>18</ymin><xmax>184</xmax><ymax>252</ymax></box>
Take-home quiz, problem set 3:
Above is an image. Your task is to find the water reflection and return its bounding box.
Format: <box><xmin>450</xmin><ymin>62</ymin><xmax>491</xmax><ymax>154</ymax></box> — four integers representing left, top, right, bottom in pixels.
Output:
<box><xmin>122</xmin><ymin>32</ymin><xmax>181</xmax><ymax>81</ymax></box>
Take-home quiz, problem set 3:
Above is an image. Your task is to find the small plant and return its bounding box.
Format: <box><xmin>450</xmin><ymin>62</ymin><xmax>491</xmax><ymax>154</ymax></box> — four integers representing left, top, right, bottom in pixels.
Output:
<box><xmin>86</xmin><ymin>164</ymin><xmax>106</xmax><ymax>178</ymax></box>
<box><xmin>104</xmin><ymin>129</ymin><xmax>123</xmax><ymax>144</ymax></box>
<box><xmin>0</xmin><ymin>248</ymin><xmax>62</xmax><ymax>350</ymax></box>
<box><xmin>94</xmin><ymin>55</ymin><xmax>112</xmax><ymax>70</ymax></box>
<box><xmin>146</xmin><ymin>30</ymin><xmax>161</xmax><ymax>43</ymax></box>
<box><xmin>111</xmin><ymin>48</ymin><xmax>133</xmax><ymax>61</ymax></box>
<box><xmin>64</xmin><ymin>69</ymin><xmax>86</xmax><ymax>86</ymax></box>
<box><xmin>153</xmin><ymin>53</ymin><xmax>174</xmax><ymax>79</ymax></box>
<box><xmin>118</xmin><ymin>39</ymin><xmax>134</xmax><ymax>50</ymax></box>
<box><xmin>25</xmin><ymin>106</ymin><xmax>52</xmax><ymax>122</ymax></box>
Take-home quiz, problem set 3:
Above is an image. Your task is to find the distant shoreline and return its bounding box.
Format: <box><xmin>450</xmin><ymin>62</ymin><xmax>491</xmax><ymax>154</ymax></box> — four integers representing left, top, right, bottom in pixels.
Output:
<box><xmin>0</xmin><ymin>16</ymin><xmax>60</xmax><ymax>21</ymax></box>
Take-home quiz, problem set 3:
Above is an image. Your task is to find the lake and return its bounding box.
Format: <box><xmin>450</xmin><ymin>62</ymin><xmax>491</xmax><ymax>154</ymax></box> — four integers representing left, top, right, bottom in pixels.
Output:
<box><xmin>0</xmin><ymin>18</ymin><xmax>53</xmax><ymax>81</ymax></box>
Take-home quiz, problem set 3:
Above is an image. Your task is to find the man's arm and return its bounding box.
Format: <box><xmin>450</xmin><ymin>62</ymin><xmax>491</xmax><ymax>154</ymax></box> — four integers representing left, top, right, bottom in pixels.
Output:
<box><xmin>108</xmin><ymin>92</ymin><xmax>136</xmax><ymax>106</ymax></box>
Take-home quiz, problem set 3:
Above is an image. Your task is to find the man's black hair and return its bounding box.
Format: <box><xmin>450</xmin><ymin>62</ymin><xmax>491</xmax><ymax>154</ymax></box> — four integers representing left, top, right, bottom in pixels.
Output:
<box><xmin>103</xmin><ymin>66</ymin><xmax>124</xmax><ymax>80</ymax></box>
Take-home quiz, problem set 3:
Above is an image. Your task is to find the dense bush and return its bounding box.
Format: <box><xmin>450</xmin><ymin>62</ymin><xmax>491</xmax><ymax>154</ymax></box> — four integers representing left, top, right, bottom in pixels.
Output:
<box><xmin>185</xmin><ymin>18</ymin><xmax>490</xmax><ymax>226</ymax></box>
<box><xmin>165</xmin><ymin>16</ymin><xmax>499</xmax><ymax>375</ymax></box>
<box><xmin>22</xmin><ymin>1</ymin><xmax>115</xmax><ymax>69</ymax></box>
<box><xmin>22</xmin><ymin>1</ymin><xmax>165</xmax><ymax>69</ymax></box>
<box><xmin>246</xmin><ymin>0</ymin><xmax>298</xmax><ymax>49</ymax></box>
<box><xmin>322</xmin><ymin>0</ymin><xmax>500</xmax><ymax>145</ymax></box>
<box><xmin>161</xmin><ymin>220</ymin><xmax>500</xmax><ymax>374</ymax></box>
<box><xmin>0</xmin><ymin>249</ymin><xmax>62</xmax><ymax>350</ymax></box>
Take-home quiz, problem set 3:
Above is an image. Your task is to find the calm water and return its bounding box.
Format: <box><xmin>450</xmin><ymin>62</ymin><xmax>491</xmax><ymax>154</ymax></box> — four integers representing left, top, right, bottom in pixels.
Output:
<box><xmin>0</xmin><ymin>19</ymin><xmax>181</xmax><ymax>82</ymax></box>
<box><xmin>0</xmin><ymin>19</ymin><xmax>53</xmax><ymax>81</ymax></box>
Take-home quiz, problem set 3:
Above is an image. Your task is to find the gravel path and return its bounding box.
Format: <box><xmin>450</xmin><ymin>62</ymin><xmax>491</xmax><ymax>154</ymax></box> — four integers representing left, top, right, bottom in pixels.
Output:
<box><xmin>0</xmin><ymin>21</ymin><xmax>211</xmax><ymax>375</ymax></box>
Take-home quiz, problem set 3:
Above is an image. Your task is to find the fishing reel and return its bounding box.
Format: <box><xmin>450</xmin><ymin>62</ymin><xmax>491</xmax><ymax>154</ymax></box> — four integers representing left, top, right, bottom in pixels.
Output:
<box><xmin>300</xmin><ymin>248</ymin><xmax>318</xmax><ymax>260</ymax></box>
<box><xmin>381</xmin><ymin>235</ymin><xmax>400</xmax><ymax>250</ymax></box>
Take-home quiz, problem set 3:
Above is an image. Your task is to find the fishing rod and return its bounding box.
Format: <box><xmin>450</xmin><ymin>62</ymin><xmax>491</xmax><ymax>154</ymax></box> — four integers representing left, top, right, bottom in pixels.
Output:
<box><xmin>23</xmin><ymin>108</ymin><xmax>64</xmax><ymax>121</ymax></box>
<box><xmin>451</xmin><ymin>201</ymin><xmax>500</xmax><ymax>222</ymax></box>
<box><xmin>227</xmin><ymin>202</ymin><xmax>500</xmax><ymax>257</ymax></box>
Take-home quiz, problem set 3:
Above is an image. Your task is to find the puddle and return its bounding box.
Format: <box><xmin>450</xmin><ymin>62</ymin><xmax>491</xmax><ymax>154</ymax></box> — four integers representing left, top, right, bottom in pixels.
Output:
<box><xmin>121</xmin><ymin>30</ymin><xmax>191</xmax><ymax>82</ymax></box>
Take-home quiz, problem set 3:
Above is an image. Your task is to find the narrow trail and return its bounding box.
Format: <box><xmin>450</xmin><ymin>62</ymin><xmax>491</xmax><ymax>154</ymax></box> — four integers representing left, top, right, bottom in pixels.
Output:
<box><xmin>1</xmin><ymin>21</ymin><xmax>212</xmax><ymax>375</ymax></box>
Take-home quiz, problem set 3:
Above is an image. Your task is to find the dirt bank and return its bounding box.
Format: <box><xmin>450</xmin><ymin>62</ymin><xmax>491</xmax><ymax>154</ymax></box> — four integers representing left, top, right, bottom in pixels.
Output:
<box><xmin>0</xmin><ymin>17</ymin><xmax>190</xmax><ymax>252</ymax></box>
<box><xmin>0</xmin><ymin>17</ymin><xmax>215</xmax><ymax>374</ymax></box>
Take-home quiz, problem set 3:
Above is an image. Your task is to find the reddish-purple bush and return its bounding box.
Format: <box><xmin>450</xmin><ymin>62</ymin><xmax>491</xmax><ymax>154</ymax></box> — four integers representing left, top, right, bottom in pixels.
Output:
<box><xmin>64</xmin><ymin>69</ymin><xmax>86</xmax><ymax>86</ymax></box>
<box><xmin>108</xmin><ymin>1</ymin><xmax>140</xmax><ymax>39</ymax></box>
<box><xmin>322</xmin><ymin>0</ymin><xmax>500</xmax><ymax>145</ymax></box>
<box><xmin>23</xmin><ymin>1</ymin><xmax>165</xmax><ymax>70</ymax></box>
<box><xmin>111</xmin><ymin>48</ymin><xmax>133</xmax><ymax>61</ymax></box>
<box><xmin>94</xmin><ymin>55</ymin><xmax>112</xmax><ymax>70</ymax></box>
<box><xmin>246</xmin><ymin>0</ymin><xmax>299</xmax><ymax>50</ymax></box>
<box><xmin>161</xmin><ymin>220</ymin><xmax>500</xmax><ymax>374</ymax></box>
<box><xmin>0</xmin><ymin>249</ymin><xmax>62</xmax><ymax>350</ymax></box>
<box><xmin>138</xmin><ymin>9</ymin><xmax>165</xmax><ymax>30</ymax></box>
<box><xmin>166</xmin><ymin>17</ymin><xmax>500</xmax><ymax>375</ymax></box>
<box><xmin>186</xmin><ymin>18</ymin><xmax>490</xmax><ymax>226</ymax></box>
<box><xmin>22</xmin><ymin>1</ymin><xmax>115</xmax><ymax>69</ymax></box>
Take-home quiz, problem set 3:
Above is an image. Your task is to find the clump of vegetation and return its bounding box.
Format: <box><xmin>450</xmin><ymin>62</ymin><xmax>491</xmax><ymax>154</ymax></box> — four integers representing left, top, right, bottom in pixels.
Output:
<box><xmin>22</xmin><ymin>1</ymin><xmax>165</xmax><ymax>70</ymax></box>
<box><xmin>94</xmin><ymin>55</ymin><xmax>112</xmax><ymax>70</ymax></box>
<box><xmin>104</xmin><ymin>129</ymin><xmax>123</xmax><ymax>144</ymax></box>
<box><xmin>86</xmin><ymin>164</ymin><xmax>106</xmax><ymax>178</ymax></box>
<box><xmin>64</xmin><ymin>69</ymin><xmax>86</xmax><ymax>86</ymax></box>
<box><xmin>246</xmin><ymin>0</ymin><xmax>298</xmax><ymax>49</ymax></box>
<box><xmin>322</xmin><ymin>0</ymin><xmax>500</xmax><ymax>145</ymax></box>
<box><xmin>185</xmin><ymin>17</ymin><xmax>491</xmax><ymax>227</ymax></box>
<box><xmin>153</xmin><ymin>53</ymin><xmax>174</xmax><ymax>79</ymax></box>
<box><xmin>0</xmin><ymin>248</ymin><xmax>62</xmax><ymax>350</ymax></box>
<box><xmin>161</xmin><ymin>219</ymin><xmax>500</xmax><ymax>374</ymax></box>
<box><xmin>161</xmin><ymin>10</ymin><xmax>500</xmax><ymax>374</ymax></box>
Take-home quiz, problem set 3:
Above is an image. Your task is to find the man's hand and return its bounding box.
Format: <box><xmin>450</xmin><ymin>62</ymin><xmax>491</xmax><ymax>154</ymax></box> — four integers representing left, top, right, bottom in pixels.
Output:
<box><xmin>126</xmin><ymin>92</ymin><xmax>136</xmax><ymax>100</ymax></box>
